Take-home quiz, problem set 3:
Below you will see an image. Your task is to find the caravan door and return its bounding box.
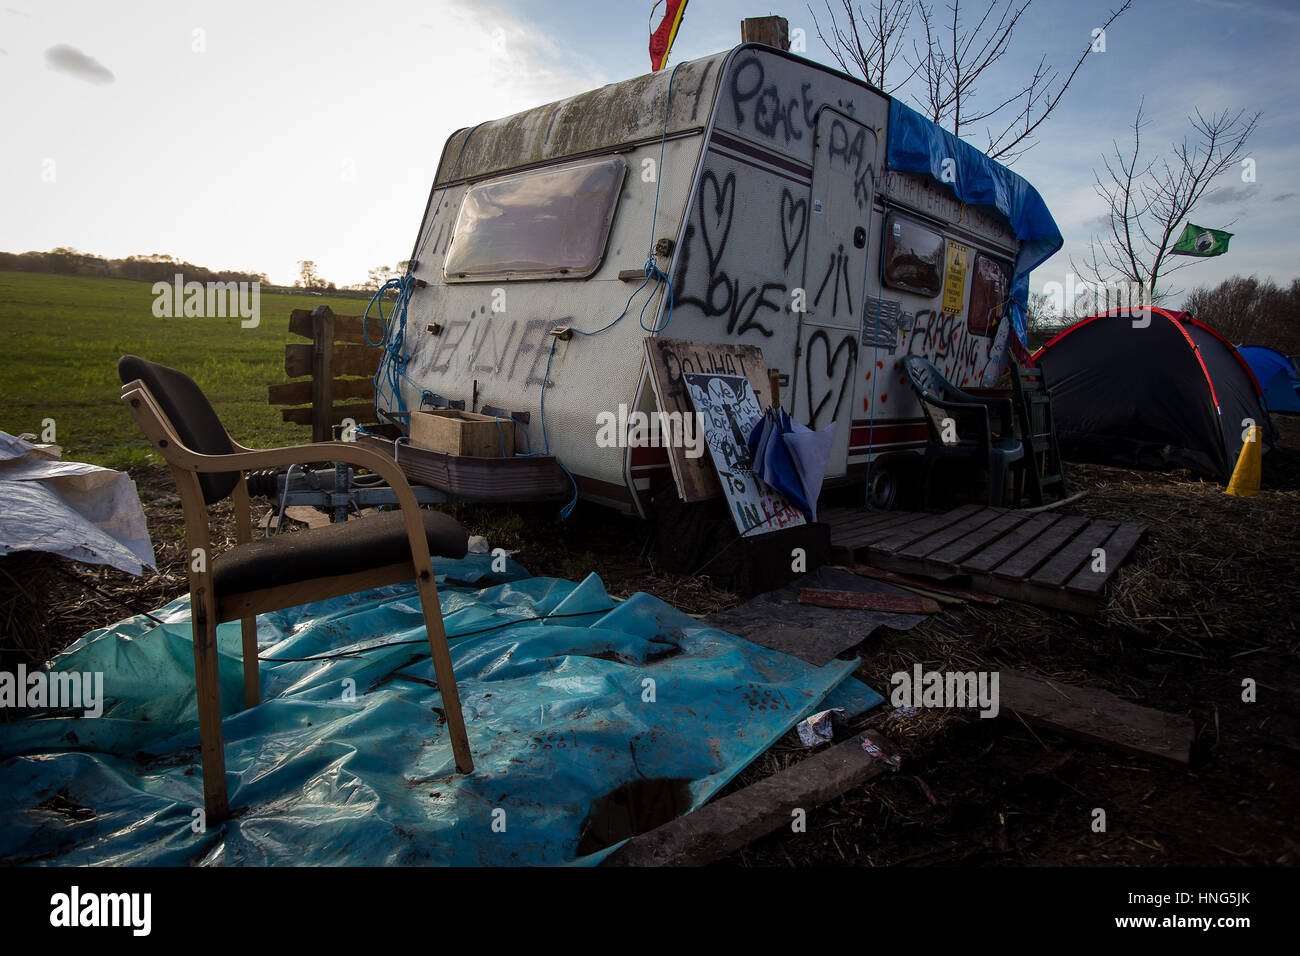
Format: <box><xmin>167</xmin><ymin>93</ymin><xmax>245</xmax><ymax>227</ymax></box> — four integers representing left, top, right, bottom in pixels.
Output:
<box><xmin>792</xmin><ymin>108</ymin><xmax>878</xmax><ymax>477</ymax></box>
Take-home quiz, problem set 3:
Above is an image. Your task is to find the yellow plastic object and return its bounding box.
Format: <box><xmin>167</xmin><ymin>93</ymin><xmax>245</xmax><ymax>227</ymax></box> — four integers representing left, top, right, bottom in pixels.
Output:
<box><xmin>1225</xmin><ymin>426</ymin><xmax>1261</xmax><ymax>497</ymax></box>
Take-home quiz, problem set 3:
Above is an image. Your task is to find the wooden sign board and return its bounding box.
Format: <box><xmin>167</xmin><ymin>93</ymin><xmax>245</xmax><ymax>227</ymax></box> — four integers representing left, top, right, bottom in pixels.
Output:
<box><xmin>643</xmin><ymin>337</ymin><xmax>772</xmax><ymax>502</ymax></box>
<box><xmin>683</xmin><ymin>372</ymin><xmax>805</xmax><ymax>536</ymax></box>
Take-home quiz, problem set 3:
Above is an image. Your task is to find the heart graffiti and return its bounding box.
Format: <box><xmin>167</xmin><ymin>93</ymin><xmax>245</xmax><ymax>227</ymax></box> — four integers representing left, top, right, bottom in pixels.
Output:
<box><xmin>698</xmin><ymin>169</ymin><xmax>736</xmax><ymax>275</ymax></box>
<box><xmin>804</xmin><ymin>329</ymin><xmax>858</xmax><ymax>428</ymax></box>
<box><xmin>780</xmin><ymin>187</ymin><xmax>807</xmax><ymax>270</ymax></box>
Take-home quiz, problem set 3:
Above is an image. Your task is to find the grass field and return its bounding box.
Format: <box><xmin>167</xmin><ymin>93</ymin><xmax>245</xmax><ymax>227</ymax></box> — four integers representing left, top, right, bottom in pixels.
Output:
<box><xmin>0</xmin><ymin>271</ymin><xmax>382</xmax><ymax>467</ymax></box>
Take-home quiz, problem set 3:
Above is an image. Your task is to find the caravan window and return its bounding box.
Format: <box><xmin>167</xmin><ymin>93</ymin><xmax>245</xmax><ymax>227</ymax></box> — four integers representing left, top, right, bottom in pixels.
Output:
<box><xmin>882</xmin><ymin>213</ymin><xmax>945</xmax><ymax>298</ymax></box>
<box><xmin>968</xmin><ymin>253</ymin><xmax>1011</xmax><ymax>336</ymax></box>
<box><xmin>443</xmin><ymin>158</ymin><xmax>627</xmax><ymax>282</ymax></box>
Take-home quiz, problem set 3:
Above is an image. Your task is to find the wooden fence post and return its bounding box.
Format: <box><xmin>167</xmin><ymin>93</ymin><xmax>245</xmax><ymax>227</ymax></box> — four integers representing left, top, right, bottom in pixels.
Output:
<box><xmin>310</xmin><ymin>306</ymin><xmax>335</xmax><ymax>444</ymax></box>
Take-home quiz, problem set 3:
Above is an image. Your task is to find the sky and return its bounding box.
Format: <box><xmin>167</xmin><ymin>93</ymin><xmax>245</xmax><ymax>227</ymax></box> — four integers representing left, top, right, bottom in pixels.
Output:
<box><xmin>1</xmin><ymin>0</ymin><xmax>1297</xmax><ymax>303</ymax></box>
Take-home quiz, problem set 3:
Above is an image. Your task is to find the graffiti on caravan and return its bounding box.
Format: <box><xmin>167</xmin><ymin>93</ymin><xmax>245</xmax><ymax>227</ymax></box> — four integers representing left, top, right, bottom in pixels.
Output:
<box><xmin>826</xmin><ymin>115</ymin><xmax>875</xmax><ymax>210</ymax></box>
<box><xmin>422</xmin><ymin>316</ymin><xmax>558</xmax><ymax>389</ymax></box>
<box><xmin>673</xmin><ymin>169</ymin><xmax>793</xmax><ymax>339</ymax></box>
<box><xmin>812</xmin><ymin>244</ymin><xmax>855</xmax><ymax>320</ymax></box>
<box><xmin>728</xmin><ymin>53</ymin><xmax>861</xmax><ymax>149</ymax></box>
<box><xmin>804</xmin><ymin>328</ymin><xmax>858</xmax><ymax>429</ymax></box>
<box><xmin>729</xmin><ymin>54</ymin><xmax>816</xmax><ymax>145</ymax></box>
<box><xmin>908</xmin><ymin>310</ymin><xmax>989</xmax><ymax>386</ymax></box>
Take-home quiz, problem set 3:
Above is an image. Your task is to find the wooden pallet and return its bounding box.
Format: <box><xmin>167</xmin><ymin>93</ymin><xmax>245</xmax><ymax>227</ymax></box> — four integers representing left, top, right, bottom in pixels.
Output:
<box><xmin>822</xmin><ymin>506</ymin><xmax>1146</xmax><ymax>615</ymax></box>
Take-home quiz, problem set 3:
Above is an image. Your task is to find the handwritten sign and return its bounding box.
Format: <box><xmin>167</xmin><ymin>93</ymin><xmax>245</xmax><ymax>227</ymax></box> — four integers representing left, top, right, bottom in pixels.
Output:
<box><xmin>643</xmin><ymin>338</ymin><xmax>772</xmax><ymax>502</ymax></box>
<box><xmin>683</xmin><ymin>372</ymin><xmax>806</xmax><ymax>536</ymax></box>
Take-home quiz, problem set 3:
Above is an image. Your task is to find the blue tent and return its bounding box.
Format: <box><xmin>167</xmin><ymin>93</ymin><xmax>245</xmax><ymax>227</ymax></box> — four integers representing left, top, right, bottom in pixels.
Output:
<box><xmin>1239</xmin><ymin>346</ymin><xmax>1300</xmax><ymax>413</ymax></box>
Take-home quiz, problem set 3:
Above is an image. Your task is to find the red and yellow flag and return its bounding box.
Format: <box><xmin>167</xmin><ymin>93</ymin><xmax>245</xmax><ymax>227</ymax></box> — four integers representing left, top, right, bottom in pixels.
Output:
<box><xmin>649</xmin><ymin>0</ymin><xmax>688</xmax><ymax>71</ymax></box>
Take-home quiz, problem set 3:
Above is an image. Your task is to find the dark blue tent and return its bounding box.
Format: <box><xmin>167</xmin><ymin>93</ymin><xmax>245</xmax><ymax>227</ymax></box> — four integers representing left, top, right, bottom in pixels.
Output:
<box><xmin>1035</xmin><ymin>309</ymin><xmax>1272</xmax><ymax>482</ymax></box>
<box><xmin>1239</xmin><ymin>346</ymin><xmax>1300</xmax><ymax>414</ymax></box>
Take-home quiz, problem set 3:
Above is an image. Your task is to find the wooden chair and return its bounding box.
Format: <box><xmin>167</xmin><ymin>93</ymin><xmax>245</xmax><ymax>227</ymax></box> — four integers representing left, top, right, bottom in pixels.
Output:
<box><xmin>1010</xmin><ymin>362</ymin><xmax>1069</xmax><ymax>506</ymax></box>
<box><xmin>903</xmin><ymin>355</ymin><xmax>1024</xmax><ymax>508</ymax></box>
<box><xmin>118</xmin><ymin>355</ymin><xmax>474</xmax><ymax>825</ymax></box>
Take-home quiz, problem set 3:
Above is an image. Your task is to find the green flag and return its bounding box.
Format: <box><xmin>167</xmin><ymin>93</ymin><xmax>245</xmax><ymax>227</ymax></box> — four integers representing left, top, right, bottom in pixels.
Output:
<box><xmin>1171</xmin><ymin>222</ymin><xmax>1233</xmax><ymax>257</ymax></box>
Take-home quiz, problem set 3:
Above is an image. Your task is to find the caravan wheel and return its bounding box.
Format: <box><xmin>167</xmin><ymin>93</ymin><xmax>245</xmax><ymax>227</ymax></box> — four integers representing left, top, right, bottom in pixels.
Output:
<box><xmin>866</xmin><ymin>464</ymin><xmax>899</xmax><ymax>511</ymax></box>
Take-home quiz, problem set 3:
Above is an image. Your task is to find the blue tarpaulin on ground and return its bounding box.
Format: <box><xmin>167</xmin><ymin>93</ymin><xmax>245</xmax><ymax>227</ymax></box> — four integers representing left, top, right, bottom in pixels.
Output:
<box><xmin>0</xmin><ymin>555</ymin><xmax>878</xmax><ymax>865</ymax></box>
<box><xmin>887</xmin><ymin>99</ymin><xmax>1064</xmax><ymax>349</ymax></box>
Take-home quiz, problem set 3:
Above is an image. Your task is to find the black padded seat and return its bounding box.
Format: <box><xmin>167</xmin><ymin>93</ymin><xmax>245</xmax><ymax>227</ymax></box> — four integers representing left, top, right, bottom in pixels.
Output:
<box><xmin>213</xmin><ymin>508</ymin><xmax>468</xmax><ymax>597</ymax></box>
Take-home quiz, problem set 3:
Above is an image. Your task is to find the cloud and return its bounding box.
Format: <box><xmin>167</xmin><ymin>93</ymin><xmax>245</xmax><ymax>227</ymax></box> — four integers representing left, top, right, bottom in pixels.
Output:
<box><xmin>1273</xmin><ymin>191</ymin><xmax>1297</xmax><ymax>202</ymax></box>
<box><xmin>1203</xmin><ymin>184</ymin><xmax>1258</xmax><ymax>205</ymax></box>
<box><xmin>44</xmin><ymin>44</ymin><xmax>114</xmax><ymax>85</ymax></box>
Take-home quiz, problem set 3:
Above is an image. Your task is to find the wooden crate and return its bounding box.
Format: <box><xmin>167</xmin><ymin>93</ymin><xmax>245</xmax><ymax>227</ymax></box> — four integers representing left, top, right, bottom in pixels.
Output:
<box><xmin>410</xmin><ymin>409</ymin><xmax>515</xmax><ymax>458</ymax></box>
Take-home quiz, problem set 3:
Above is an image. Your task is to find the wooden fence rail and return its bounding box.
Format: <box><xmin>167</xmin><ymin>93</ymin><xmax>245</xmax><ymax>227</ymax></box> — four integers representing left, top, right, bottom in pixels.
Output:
<box><xmin>268</xmin><ymin>305</ymin><xmax>380</xmax><ymax>442</ymax></box>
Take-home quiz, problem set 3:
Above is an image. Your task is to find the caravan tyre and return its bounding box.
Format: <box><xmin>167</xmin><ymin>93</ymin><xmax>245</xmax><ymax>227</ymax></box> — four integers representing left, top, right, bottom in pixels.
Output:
<box><xmin>866</xmin><ymin>464</ymin><xmax>900</xmax><ymax>511</ymax></box>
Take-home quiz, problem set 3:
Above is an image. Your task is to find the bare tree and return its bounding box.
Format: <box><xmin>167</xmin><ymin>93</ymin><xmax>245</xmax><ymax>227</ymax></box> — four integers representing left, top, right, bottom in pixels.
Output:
<box><xmin>1185</xmin><ymin>276</ymin><xmax>1300</xmax><ymax>354</ymax></box>
<box><xmin>1075</xmin><ymin>102</ymin><xmax>1260</xmax><ymax>305</ymax></box>
<box><xmin>1026</xmin><ymin>289</ymin><xmax>1063</xmax><ymax>340</ymax></box>
<box><xmin>810</xmin><ymin>0</ymin><xmax>918</xmax><ymax>93</ymax></box>
<box><xmin>812</xmin><ymin>0</ymin><xmax>1132</xmax><ymax>164</ymax></box>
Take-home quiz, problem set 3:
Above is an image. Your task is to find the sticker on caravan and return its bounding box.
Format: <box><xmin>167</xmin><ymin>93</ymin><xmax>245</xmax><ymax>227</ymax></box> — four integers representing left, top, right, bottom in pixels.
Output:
<box><xmin>813</xmin><ymin>199</ymin><xmax>824</xmax><ymax>214</ymax></box>
<box><xmin>942</xmin><ymin>242</ymin><xmax>970</xmax><ymax>315</ymax></box>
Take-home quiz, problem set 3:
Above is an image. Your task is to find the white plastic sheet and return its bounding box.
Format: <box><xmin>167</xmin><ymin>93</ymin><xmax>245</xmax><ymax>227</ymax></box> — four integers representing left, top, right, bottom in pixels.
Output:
<box><xmin>0</xmin><ymin>431</ymin><xmax>155</xmax><ymax>575</ymax></box>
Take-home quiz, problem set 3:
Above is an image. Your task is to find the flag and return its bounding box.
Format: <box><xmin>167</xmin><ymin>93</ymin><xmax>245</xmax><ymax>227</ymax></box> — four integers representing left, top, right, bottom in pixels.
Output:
<box><xmin>649</xmin><ymin>0</ymin><xmax>688</xmax><ymax>72</ymax></box>
<box><xmin>1171</xmin><ymin>223</ymin><xmax>1233</xmax><ymax>257</ymax></box>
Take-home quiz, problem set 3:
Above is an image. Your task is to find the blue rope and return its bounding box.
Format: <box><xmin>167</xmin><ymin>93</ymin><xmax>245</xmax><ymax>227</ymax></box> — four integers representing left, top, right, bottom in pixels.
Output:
<box><xmin>532</xmin><ymin>61</ymin><xmax>683</xmax><ymax>518</ymax></box>
<box><xmin>863</xmin><ymin>183</ymin><xmax>890</xmax><ymax>511</ymax></box>
<box><xmin>364</xmin><ymin>125</ymin><xmax>482</xmax><ymax>433</ymax></box>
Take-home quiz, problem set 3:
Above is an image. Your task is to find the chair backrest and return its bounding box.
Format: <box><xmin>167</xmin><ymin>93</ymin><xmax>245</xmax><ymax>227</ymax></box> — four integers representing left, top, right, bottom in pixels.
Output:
<box><xmin>118</xmin><ymin>355</ymin><xmax>240</xmax><ymax>504</ymax></box>
<box><xmin>904</xmin><ymin>355</ymin><xmax>967</xmax><ymax>442</ymax></box>
<box><xmin>903</xmin><ymin>355</ymin><xmax>950</xmax><ymax>402</ymax></box>
<box><xmin>1013</xmin><ymin>363</ymin><xmax>1054</xmax><ymax>450</ymax></box>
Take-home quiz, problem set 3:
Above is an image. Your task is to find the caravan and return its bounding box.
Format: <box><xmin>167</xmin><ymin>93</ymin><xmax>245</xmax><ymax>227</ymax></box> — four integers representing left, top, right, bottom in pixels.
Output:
<box><xmin>380</xmin><ymin>43</ymin><xmax>1062</xmax><ymax>516</ymax></box>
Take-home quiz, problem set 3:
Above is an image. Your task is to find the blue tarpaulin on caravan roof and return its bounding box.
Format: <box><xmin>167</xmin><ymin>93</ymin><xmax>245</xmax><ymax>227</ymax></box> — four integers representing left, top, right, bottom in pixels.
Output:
<box><xmin>887</xmin><ymin>99</ymin><xmax>1064</xmax><ymax>349</ymax></box>
<box><xmin>0</xmin><ymin>555</ymin><xmax>879</xmax><ymax>866</ymax></box>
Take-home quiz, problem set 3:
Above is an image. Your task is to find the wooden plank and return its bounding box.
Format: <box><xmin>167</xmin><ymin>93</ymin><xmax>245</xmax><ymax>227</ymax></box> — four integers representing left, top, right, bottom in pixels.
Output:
<box><xmin>798</xmin><ymin>587</ymin><xmax>939</xmax><ymax>615</ymax></box>
<box><xmin>844</xmin><ymin>564</ymin><xmax>1002</xmax><ymax>605</ymax></box>
<box><xmin>825</xmin><ymin>508</ymin><xmax>904</xmax><ymax>538</ymax></box>
<box><xmin>868</xmin><ymin>504</ymin><xmax>983</xmax><ymax>555</ymax></box>
<box><xmin>280</xmin><ymin>402</ymin><xmax>376</xmax><ymax>426</ymax></box>
<box><xmin>643</xmin><ymin>338</ymin><xmax>772</xmax><ymax>503</ymax></box>
<box><xmin>926</xmin><ymin>511</ymin><xmax>1029</xmax><ymax>568</ymax></box>
<box><xmin>285</xmin><ymin>343</ymin><xmax>381</xmax><ymax>378</ymax></box>
<box><xmin>603</xmin><ymin>731</ymin><xmax>899</xmax><ymax>866</ymax></box>
<box><xmin>976</xmin><ymin>574</ymin><xmax>1099</xmax><ymax>615</ymax></box>
<box><xmin>962</xmin><ymin>512</ymin><xmax>1059</xmax><ymax>574</ymax></box>
<box><xmin>895</xmin><ymin>507</ymin><xmax>1007</xmax><ymax>560</ymax></box>
<box><xmin>289</xmin><ymin>309</ymin><xmax>372</xmax><ymax>343</ymax></box>
<box><xmin>267</xmin><ymin>377</ymin><xmax>374</xmax><ymax>406</ymax></box>
<box><xmin>833</xmin><ymin>511</ymin><xmax>930</xmax><ymax>548</ymax></box>
<box><xmin>1030</xmin><ymin>519</ymin><xmax>1120</xmax><ymax>588</ymax></box>
<box><xmin>998</xmin><ymin>668</ymin><xmax>1194</xmax><ymax>766</ymax></box>
<box><xmin>1065</xmin><ymin>522</ymin><xmax>1148</xmax><ymax>595</ymax></box>
<box><xmin>283</xmin><ymin>505</ymin><xmax>332</xmax><ymax>529</ymax></box>
<box><xmin>991</xmin><ymin>514</ymin><xmax>1088</xmax><ymax>581</ymax></box>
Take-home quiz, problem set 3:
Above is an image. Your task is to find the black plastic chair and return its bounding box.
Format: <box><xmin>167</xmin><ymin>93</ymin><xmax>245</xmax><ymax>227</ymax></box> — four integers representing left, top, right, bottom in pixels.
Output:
<box><xmin>903</xmin><ymin>355</ymin><xmax>1024</xmax><ymax>508</ymax></box>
